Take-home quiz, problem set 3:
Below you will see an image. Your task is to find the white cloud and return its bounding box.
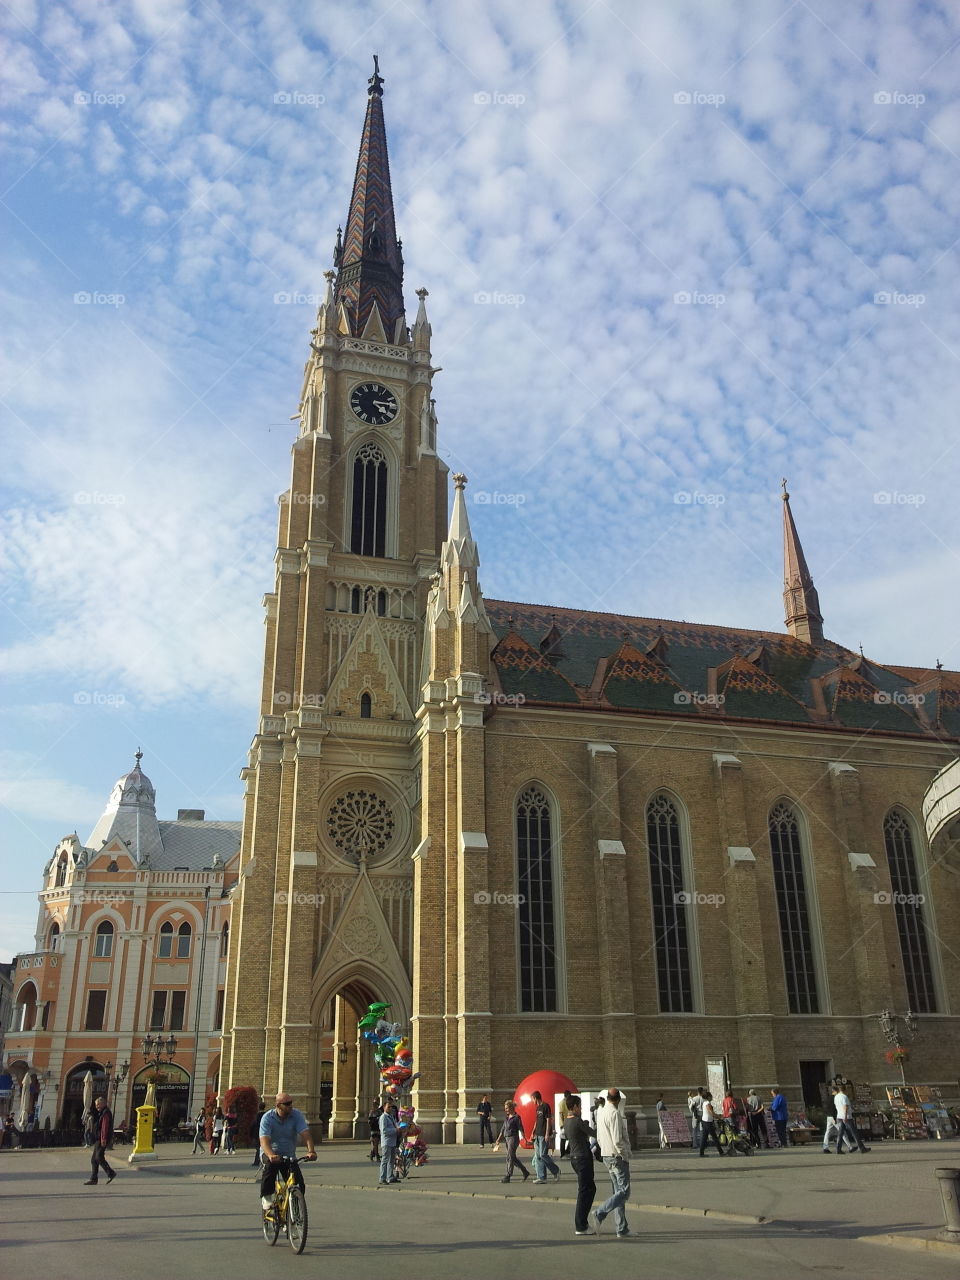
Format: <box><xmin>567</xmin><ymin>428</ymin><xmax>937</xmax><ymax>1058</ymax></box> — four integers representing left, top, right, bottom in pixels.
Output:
<box><xmin>1</xmin><ymin>0</ymin><xmax>958</xmax><ymax>938</ymax></box>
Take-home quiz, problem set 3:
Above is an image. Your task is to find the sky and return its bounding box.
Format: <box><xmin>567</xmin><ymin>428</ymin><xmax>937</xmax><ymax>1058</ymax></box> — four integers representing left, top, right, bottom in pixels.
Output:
<box><xmin>2</xmin><ymin>0</ymin><xmax>958</xmax><ymax>958</ymax></box>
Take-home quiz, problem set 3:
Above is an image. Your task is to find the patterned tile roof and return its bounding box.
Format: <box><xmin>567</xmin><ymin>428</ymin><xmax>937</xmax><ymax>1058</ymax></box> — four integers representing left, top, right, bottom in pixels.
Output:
<box><xmin>335</xmin><ymin>64</ymin><xmax>405</xmax><ymax>339</ymax></box>
<box><xmin>716</xmin><ymin>655</ymin><xmax>810</xmax><ymax>724</ymax></box>
<box><xmin>483</xmin><ymin>598</ymin><xmax>958</xmax><ymax>741</ymax></box>
<box><xmin>491</xmin><ymin>628</ymin><xmax>581</xmax><ymax>705</ymax></box>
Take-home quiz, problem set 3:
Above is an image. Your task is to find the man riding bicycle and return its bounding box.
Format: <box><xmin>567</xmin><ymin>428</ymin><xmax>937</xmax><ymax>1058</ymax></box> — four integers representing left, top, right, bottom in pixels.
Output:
<box><xmin>259</xmin><ymin>1092</ymin><xmax>317</xmax><ymax>1210</ymax></box>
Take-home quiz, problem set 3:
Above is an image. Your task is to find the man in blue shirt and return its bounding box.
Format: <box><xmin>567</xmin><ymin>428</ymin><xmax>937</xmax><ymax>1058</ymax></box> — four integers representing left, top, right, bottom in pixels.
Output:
<box><xmin>769</xmin><ymin>1088</ymin><xmax>789</xmax><ymax>1148</ymax></box>
<box><xmin>259</xmin><ymin>1092</ymin><xmax>316</xmax><ymax>1207</ymax></box>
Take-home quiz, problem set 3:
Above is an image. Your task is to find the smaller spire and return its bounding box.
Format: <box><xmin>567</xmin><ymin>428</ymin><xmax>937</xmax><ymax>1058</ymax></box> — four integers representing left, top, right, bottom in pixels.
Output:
<box><xmin>413</xmin><ymin>286</ymin><xmax>431</xmax><ymax>353</ymax></box>
<box><xmin>442</xmin><ymin>472</ymin><xmax>479</xmax><ymax>569</ymax></box>
<box><xmin>781</xmin><ymin>480</ymin><xmax>824</xmax><ymax>646</ymax></box>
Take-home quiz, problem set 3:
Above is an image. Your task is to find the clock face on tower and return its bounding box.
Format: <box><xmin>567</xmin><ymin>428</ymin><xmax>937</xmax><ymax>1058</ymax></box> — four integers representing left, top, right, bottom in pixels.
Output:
<box><xmin>349</xmin><ymin>382</ymin><xmax>399</xmax><ymax>425</ymax></box>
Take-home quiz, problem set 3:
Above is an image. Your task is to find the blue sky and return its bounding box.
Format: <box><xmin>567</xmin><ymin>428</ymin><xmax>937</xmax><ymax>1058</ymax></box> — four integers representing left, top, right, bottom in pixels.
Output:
<box><xmin>2</xmin><ymin>0</ymin><xmax>959</xmax><ymax>957</ymax></box>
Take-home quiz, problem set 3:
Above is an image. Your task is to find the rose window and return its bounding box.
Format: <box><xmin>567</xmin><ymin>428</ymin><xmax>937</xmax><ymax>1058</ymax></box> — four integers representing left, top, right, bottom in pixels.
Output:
<box><xmin>326</xmin><ymin>790</ymin><xmax>396</xmax><ymax>862</ymax></box>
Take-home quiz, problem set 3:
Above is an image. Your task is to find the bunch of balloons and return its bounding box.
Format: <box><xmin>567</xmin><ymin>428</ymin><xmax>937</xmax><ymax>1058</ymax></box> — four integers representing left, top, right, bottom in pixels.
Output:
<box><xmin>359</xmin><ymin>1001</ymin><xmax>420</xmax><ymax>1100</ymax></box>
<box><xmin>398</xmin><ymin>1105</ymin><xmax>429</xmax><ymax>1165</ymax></box>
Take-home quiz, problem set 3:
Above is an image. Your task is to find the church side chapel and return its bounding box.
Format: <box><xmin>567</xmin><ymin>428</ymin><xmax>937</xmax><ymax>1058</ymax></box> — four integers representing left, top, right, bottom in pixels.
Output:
<box><xmin>224</xmin><ymin>64</ymin><xmax>960</xmax><ymax>1143</ymax></box>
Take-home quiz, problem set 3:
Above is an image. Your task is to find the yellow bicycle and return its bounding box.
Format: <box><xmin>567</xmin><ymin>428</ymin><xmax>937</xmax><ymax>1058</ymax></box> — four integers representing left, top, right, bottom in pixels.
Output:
<box><xmin>262</xmin><ymin>1155</ymin><xmax>312</xmax><ymax>1253</ymax></box>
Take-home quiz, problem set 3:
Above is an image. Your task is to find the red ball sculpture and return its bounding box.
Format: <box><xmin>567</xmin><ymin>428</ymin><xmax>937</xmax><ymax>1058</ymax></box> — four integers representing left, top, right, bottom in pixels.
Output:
<box><xmin>513</xmin><ymin>1069</ymin><xmax>578</xmax><ymax>1149</ymax></box>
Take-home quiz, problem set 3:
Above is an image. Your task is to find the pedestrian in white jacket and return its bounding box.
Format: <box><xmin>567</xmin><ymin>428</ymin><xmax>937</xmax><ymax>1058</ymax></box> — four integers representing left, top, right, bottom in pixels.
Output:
<box><xmin>590</xmin><ymin>1089</ymin><xmax>633</xmax><ymax>1238</ymax></box>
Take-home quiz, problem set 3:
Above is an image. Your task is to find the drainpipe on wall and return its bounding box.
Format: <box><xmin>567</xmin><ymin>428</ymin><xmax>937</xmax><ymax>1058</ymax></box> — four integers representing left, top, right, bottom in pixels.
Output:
<box><xmin>189</xmin><ymin>885</ymin><xmax>212</xmax><ymax>1116</ymax></box>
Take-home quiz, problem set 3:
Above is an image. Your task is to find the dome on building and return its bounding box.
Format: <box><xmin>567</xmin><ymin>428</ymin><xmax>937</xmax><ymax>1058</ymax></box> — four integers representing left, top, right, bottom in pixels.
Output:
<box><xmin>85</xmin><ymin>750</ymin><xmax>163</xmax><ymax>865</ymax></box>
<box><xmin>106</xmin><ymin>751</ymin><xmax>157</xmax><ymax>812</ymax></box>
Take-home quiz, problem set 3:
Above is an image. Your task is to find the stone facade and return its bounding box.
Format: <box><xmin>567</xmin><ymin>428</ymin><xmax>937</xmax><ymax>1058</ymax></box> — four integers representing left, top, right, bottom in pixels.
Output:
<box><xmin>5</xmin><ymin>759</ymin><xmax>239</xmax><ymax>1130</ymax></box>
<box><xmin>225</xmin><ymin>69</ymin><xmax>960</xmax><ymax>1142</ymax></box>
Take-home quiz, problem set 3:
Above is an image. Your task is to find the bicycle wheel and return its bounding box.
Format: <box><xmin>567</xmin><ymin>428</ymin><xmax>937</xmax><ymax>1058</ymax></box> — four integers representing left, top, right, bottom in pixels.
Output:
<box><xmin>287</xmin><ymin>1186</ymin><xmax>308</xmax><ymax>1253</ymax></box>
<box><xmin>262</xmin><ymin>1201</ymin><xmax>281</xmax><ymax>1245</ymax></box>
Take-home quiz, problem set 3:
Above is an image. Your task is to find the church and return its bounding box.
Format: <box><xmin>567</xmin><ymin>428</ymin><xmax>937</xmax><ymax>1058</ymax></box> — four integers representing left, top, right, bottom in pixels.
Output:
<box><xmin>224</xmin><ymin>64</ymin><xmax>960</xmax><ymax>1142</ymax></box>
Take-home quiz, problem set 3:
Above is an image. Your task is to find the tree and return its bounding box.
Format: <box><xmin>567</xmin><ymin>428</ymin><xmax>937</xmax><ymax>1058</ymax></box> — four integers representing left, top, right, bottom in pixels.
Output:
<box><xmin>223</xmin><ymin>1085</ymin><xmax>259</xmax><ymax>1149</ymax></box>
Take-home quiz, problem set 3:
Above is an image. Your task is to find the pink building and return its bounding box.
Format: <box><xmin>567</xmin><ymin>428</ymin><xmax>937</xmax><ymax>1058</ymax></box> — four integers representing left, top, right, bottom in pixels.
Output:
<box><xmin>5</xmin><ymin>755</ymin><xmax>240</xmax><ymax>1134</ymax></box>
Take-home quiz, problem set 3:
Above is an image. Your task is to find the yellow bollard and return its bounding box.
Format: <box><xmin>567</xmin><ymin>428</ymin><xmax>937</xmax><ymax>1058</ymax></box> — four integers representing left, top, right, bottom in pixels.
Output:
<box><xmin>127</xmin><ymin>1104</ymin><xmax>158</xmax><ymax>1163</ymax></box>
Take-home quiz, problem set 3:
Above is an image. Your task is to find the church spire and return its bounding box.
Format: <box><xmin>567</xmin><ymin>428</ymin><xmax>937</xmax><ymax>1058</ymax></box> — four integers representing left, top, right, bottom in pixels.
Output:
<box><xmin>781</xmin><ymin>479</ymin><xmax>824</xmax><ymax>646</ymax></box>
<box><xmin>335</xmin><ymin>56</ymin><xmax>405</xmax><ymax>341</ymax></box>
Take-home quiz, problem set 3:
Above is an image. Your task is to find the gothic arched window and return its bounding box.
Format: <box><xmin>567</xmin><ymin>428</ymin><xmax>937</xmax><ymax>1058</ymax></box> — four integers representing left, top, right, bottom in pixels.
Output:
<box><xmin>48</xmin><ymin>922</ymin><xmax>61</xmax><ymax>952</ymax></box>
<box><xmin>360</xmin><ymin>692</ymin><xmax>372</xmax><ymax>719</ymax></box>
<box><xmin>55</xmin><ymin>857</ymin><xmax>67</xmax><ymax>888</ymax></box>
<box><xmin>158</xmin><ymin>922</ymin><xmax>173</xmax><ymax>957</ymax></box>
<box><xmin>93</xmin><ymin>920</ymin><xmax>114</xmax><ymax>958</ymax></box>
<box><xmin>516</xmin><ymin>786</ymin><xmax>558</xmax><ymax>1012</ymax></box>
<box><xmin>883</xmin><ymin>809</ymin><xmax>936</xmax><ymax>1012</ymax></box>
<box><xmin>220</xmin><ymin>921</ymin><xmax>229</xmax><ymax>959</ymax></box>
<box><xmin>350</xmin><ymin>441</ymin><xmax>388</xmax><ymax>557</ymax></box>
<box><xmin>176</xmin><ymin>922</ymin><xmax>192</xmax><ymax>958</ymax></box>
<box><xmin>646</xmin><ymin>793</ymin><xmax>694</xmax><ymax>1012</ymax></box>
<box><xmin>769</xmin><ymin>801</ymin><xmax>819</xmax><ymax>1014</ymax></box>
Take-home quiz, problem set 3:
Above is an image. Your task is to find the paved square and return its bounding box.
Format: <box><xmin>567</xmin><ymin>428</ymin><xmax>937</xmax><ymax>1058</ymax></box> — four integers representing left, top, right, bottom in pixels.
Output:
<box><xmin>2</xmin><ymin>1140</ymin><xmax>957</xmax><ymax>1278</ymax></box>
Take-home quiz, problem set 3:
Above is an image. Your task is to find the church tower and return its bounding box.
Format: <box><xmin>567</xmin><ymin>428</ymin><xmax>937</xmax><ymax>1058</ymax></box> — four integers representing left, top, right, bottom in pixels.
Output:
<box><xmin>224</xmin><ymin>61</ymin><xmax>448</xmax><ymax>1132</ymax></box>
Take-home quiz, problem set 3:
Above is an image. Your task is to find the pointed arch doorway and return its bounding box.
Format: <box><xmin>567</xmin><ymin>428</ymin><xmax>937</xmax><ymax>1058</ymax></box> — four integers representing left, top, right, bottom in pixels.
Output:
<box><xmin>310</xmin><ymin>972</ymin><xmax>410</xmax><ymax>1140</ymax></box>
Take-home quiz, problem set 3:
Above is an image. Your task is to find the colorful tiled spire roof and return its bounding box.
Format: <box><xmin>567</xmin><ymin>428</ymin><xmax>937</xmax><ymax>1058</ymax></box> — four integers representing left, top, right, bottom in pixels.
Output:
<box><xmin>335</xmin><ymin>57</ymin><xmax>405</xmax><ymax>341</ymax></box>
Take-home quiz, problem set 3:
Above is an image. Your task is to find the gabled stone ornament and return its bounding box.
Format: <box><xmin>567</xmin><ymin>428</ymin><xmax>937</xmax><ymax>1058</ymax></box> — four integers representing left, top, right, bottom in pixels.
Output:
<box><xmin>458</xmin><ymin>579</ymin><xmax>480</xmax><ymax>623</ymax></box>
<box><xmin>361</xmin><ymin>299</ymin><xmax>388</xmax><ymax>343</ymax></box>
<box><xmin>325</xmin><ymin>608</ymin><xmax>415</xmax><ymax>721</ymax></box>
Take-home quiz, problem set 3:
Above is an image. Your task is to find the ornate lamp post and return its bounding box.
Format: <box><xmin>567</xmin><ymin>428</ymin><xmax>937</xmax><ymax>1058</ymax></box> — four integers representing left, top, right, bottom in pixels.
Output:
<box><xmin>878</xmin><ymin>1008</ymin><xmax>917</xmax><ymax>1086</ymax></box>
<box><xmin>104</xmin><ymin>1059</ymin><xmax>129</xmax><ymax>1107</ymax></box>
<box><xmin>140</xmin><ymin>1034</ymin><xmax>178</xmax><ymax>1106</ymax></box>
<box><xmin>128</xmin><ymin>1035</ymin><xmax>177</xmax><ymax>1165</ymax></box>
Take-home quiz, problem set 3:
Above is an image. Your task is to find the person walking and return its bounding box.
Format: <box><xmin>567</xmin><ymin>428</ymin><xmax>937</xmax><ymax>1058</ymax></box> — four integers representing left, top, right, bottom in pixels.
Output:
<box><xmin>831</xmin><ymin>1085</ymin><xmax>870</xmax><ymax>1154</ymax></box>
<box><xmin>769</xmin><ymin>1088</ymin><xmax>789</xmax><ymax>1148</ymax></box>
<box><xmin>745</xmin><ymin>1089</ymin><xmax>769</xmax><ymax>1148</ymax></box>
<box><xmin>656</xmin><ymin>1093</ymin><xmax>668</xmax><ymax>1149</ymax></box>
<box><xmin>476</xmin><ymin>1094</ymin><xmax>494</xmax><ymax>1147</ymax></box>
<box><xmin>688</xmin><ymin>1086</ymin><xmax>704</xmax><ymax>1148</ymax></box>
<box><xmin>558</xmin><ymin>1091</ymin><xmax>573</xmax><ymax>1157</ymax></box>
<box><xmin>698</xmin><ymin>1091</ymin><xmax>724</xmax><ymax>1157</ymax></box>
<box><xmin>368</xmin><ymin>1102</ymin><xmax>382</xmax><ymax>1161</ymax></box>
<box><xmin>721</xmin><ymin>1085</ymin><xmax>742</xmax><ymax>1136</ymax></box>
<box><xmin>210</xmin><ymin>1106</ymin><xmax>225</xmax><ymax>1154</ymax></box>
<box><xmin>83</xmin><ymin>1096</ymin><xmax>117</xmax><ymax>1185</ymax></box>
<box><xmin>378</xmin><ymin>1100</ymin><xmax>399</xmax><ymax>1185</ymax></box>
<box><xmin>190</xmin><ymin>1108</ymin><xmax>206</xmax><ymax>1155</ymax></box>
<box><xmin>563</xmin><ymin>1095</ymin><xmax>597</xmax><ymax>1236</ymax></box>
<box><xmin>822</xmin><ymin>1111</ymin><xmax>856</xmax><ymax>1153</ymax></box>
<box><xmin>530</xmin><ymin>1090</ymin><xmax>561</xmax><ymax>1183</ymax></box>
<box><xmin>223</xmin><ymin>1107</ymin><xmax>237</xmax><ymax>1153</ymax></box>
<box><xmin>250</xmin><ymin>1103</ymin><xmax>266</xmax><ymax>1166</ymax></box>
<box><xmin>0</xmin><ymin>1113</ymin><xmax>16</xmax><ymax>1151</ymax></box>
<box><xmin>494</xmin><ymin>1100</ymin><xmax>529</xmax><ymax>1183</ymax></box>
<box><xmin>590</xmin><ymin>1087</ymin><xmax>632</xmax><ymax>1238</ymax></box>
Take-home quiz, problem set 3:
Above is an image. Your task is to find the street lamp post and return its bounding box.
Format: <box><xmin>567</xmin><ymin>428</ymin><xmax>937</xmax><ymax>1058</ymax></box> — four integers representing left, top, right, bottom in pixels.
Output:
<box><xmin>128</xmin><ymin>1034</ymin><xmax>177</xmax><ymax>1165</ymax></box>
<box><xmin>104</xmin><ymin>1060</ymin><xmax>129</xmax><ymax>1117</ymax></box>
<box><xmin>878</xmin><ymin>1008</ymin><xmax>917</xmax><ymax>1087</ymax></box>
<box><xmin>140</xmin><ymin>1034</ymin><xmax>178</xmax><ymax>1107</ymax></box>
